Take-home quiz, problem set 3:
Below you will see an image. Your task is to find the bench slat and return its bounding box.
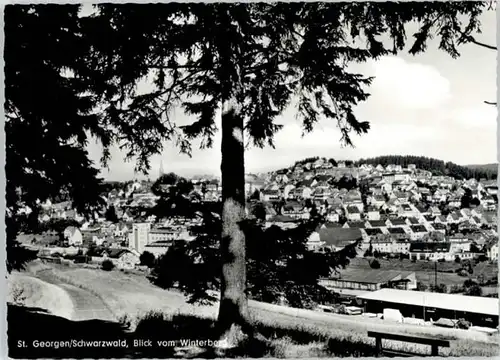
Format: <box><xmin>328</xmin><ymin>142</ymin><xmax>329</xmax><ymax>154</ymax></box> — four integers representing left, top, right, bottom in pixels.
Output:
<box><xmin>367</xmin><ymin>331</ymin><xmax>450</xmax><ymax>347</ymax></box>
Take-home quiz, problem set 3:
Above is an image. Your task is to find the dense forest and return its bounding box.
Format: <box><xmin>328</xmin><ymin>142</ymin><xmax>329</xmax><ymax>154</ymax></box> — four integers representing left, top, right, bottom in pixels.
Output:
<box><xmin>356</xmin><ymin>156</ymin><xmax>497</xmax><ymax>181</ymax></box>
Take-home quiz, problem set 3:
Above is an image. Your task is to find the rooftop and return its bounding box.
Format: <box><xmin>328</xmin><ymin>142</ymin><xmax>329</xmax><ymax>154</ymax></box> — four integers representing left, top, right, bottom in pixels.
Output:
<box><xmin>331</xmin><ymin>269</ymin><xmax>415</xmax><ymax>284</ymax></box>
<box><xmin>357</xmin><ymin>288</ymin><xmax>499</xmax><ymax>317</ymax></box>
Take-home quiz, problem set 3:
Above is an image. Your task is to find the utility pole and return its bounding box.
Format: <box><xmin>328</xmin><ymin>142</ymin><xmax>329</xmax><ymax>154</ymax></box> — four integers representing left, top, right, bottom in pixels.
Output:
<box><xmin>434</xmin><ymin>261</ymin><xmax>437</xmax><ymax>289</ymax></box>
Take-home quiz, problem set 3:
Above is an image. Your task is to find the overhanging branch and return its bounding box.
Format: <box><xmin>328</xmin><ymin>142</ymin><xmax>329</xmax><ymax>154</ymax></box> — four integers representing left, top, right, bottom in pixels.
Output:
<box><xmin>469</xmin><ymin>37</ymin><xmax>497</xmax><ymax>51</ymax></box>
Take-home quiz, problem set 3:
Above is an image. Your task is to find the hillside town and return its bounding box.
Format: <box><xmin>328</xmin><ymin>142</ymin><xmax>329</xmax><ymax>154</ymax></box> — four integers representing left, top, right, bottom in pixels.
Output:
<box><xmin>16</xmin><ymin>157</ymin><xmax>500</xmax><ymax>334</ymax></box>
<box><xmin>21</xmin><ymin>158</ymin><xmax>498</xmax><ymax>269</ymax></box>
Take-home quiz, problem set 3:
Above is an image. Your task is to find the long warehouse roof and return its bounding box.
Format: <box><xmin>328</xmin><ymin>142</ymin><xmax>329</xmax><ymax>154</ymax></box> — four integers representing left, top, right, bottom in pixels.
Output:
<box><xmin>357</xmin><ymin>289</ymin><xmax>499</xmax><ymax>317</ymax></box>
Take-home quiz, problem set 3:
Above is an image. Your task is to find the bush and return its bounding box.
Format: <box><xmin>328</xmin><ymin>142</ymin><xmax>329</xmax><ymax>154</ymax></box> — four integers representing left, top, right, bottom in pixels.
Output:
<box><xmin>430</xmin><ymin>283</ymin><xmax>447</xmax><ymax>293</ymax></box>
<box><xmin>449</xmin><ymin>284</ymin><xmax>463</xmax><ymax>294</ymax></box>
<box><xmin>101</xmin><ymin>259</ymin><xmax>114</xmax><ymax>271</ymax></box>
<box><xmin>464</xmin><ymin>284</ymin><xmax>482</xmax><ymax>296</ymax></box>
<box><xmin>416</xmin><ymin>282</ymin><xmax>428</xmax><ymax>291</ymax></box>
<box><xmin>454</xmin><ymin>255</ymin><xmax>461</xmax><ymax>263</ymax></box>
<box><xmin>369</xmin><ymin>259</ymin><xmax>380</xmax><ymax>269</ymax></box>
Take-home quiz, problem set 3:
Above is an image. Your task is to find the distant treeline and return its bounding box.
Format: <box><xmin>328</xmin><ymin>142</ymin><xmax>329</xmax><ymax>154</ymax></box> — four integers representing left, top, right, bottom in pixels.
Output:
<box><xmin>356</xmin><ymin>155</ymin><xmax>497</xmax><ymax>181</ymax></box>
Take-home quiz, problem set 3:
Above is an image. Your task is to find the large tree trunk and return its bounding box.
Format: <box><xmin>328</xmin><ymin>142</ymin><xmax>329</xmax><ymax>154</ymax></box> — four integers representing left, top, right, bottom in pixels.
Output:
<box><xmin>216</xmin><ymin>97</ymin><xmax>250</xmax><ymax>348</ymax></box>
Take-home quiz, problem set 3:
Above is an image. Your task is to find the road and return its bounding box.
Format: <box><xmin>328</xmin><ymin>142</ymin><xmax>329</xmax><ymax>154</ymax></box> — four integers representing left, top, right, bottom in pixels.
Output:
<box><xmin>34</xmin><ymin>271</ymin><xmax>116</xmax><ymax>322</ymax></box>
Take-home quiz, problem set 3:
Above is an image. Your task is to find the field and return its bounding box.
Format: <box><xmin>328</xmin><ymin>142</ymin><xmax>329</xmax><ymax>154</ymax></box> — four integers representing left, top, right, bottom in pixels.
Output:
<box><xmin>21</xmin><ymin>260</ymin><xmax>500</xmax><ymax>357</ymax></box>
<box><xmin>348</xmin><ymin>257</ymin><xmax>498</xmax><ymax>288</ymax></box>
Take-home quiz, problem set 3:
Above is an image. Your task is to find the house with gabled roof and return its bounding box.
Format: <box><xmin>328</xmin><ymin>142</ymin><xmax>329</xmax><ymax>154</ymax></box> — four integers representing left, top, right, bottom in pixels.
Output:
<box><xmin>369</xmin><ymin>194</ymin><xmax>386</xmax><ymax>208</ymax></box>
<box><xmin>361</xmin><ymin>227</ymin><xmax>384</xmax><ymax>242</ymax></box>
<box><xmin>282</xmin><ymin>201</ymin><xmax>309</xmax><ymax>219</ymax></box>
<box><xmin>484</xmin><ymin>184</ymin><xmax>498</xmax><ymax>196</ymax></box>
<box><xmin>343</xmin><ymin>221</ymin><xmax>366</xmax><ymax>229</ymax></box>
<box><xmin>446</xmin><ymin>212</ymin><xmax>463</xmax><ymax>224</ymax></box>
<box><xmin>414</xmin><ymin>204</ymin><xmax>429</xmax><ymax>216</ymax></box>
<box><xmin>409</xmin><ymin>225</ymin><xmax>429</xmax><ymax>240</ymax></box>
<box><xmin>407</xmin><ymin>217</ymin><xmax>421</xmax><ymax>226</ymax></box>
<box><xmin>397</xmin><ymin>203</ymin><xmax>419</xmax><ymax>218</ymax></box>
<box><xmin>448</xmin><ymin>195</ymin><xmax>461</xmax><ymax>208</ymax></box>
<box><xmin>387</xmin><ymin>217</ymin><xmax>410</xmax><ymax>228</ymax></box>
<box><xmin>485</xmin><ymin>238</ymin><xmax>499</xmax><ymax>261</ymax></box>
<box><xmin>266</xmin><ymin>215</ymin><xmax>299</xmax><ymax>229</ymax></box>
<box><xmin>482</xmin><ymin>195</ymin><xmax>496</xmax><ymax>209</ymax></box>
<box><xmin>63</xmin><ymin>226</ymin><xmax>83</xmax><ymax>246</ymax></box>
<box><xmin>365</xmin><ymin>205</ymin><xmax>381</xmax><ymax>221</ymax></box>
<box><xmin>410</xmin><ymin>242</ymin><xmax>453</xmax><ymax>261</ymax></box>
<box><xmin>366</xmin><ymin>219</ymin><xmax>390</xmax><ymax>229</ymax></box>
<box><xmin>262</xmin><ymin>189</ymin><xmax>281</xmax><ymax>202</ymax></box>
<box><xmin>325</xmin><ymin>209</ymin><xmax>340</xmax><ymax>223</ymax></box>
<box><xmin>460</xmin><ymin>208</ymin><xmax>473</xmax><ymax>218</ymax></box>
<box><xmin>434</xmin><ymin>215</ymin><xmax>448</xmax><ymax>224</ymax></box>
<box><xmin>387</xmin><ymin>227</ymin><xmax>410</xmax><ymax>241</ymax></box>
<box><xmin>430</xmin><ymin>222</ymin><xmax>447</xmax><ymax>234</ymax></box>
<box><xmin>432</xmin><ymin>189</ymin><xmax>448</xmax><ymax>202</ymax></box>
<box><xmin>311</xmin><ymin>187</ymin><xmax>332</xmax><ymax>201</ymax></box>
<box><xmin>429</xmin><ymin>206</ymin><xmax>441</xmax><ymax>216</ymax></box>
<box><xmin>423</xmin><ymin>214</ymin><xmax>435</xmax><ymax>223</ymax></box>
<box><xmin>345</xmin><ymin>205</ymin><xmax>362</xmax><ymax>221</ymax></box>
<box><xmin>307</xmin><ymin>227</ymin><xmax>362</xmax><ymax>252</ymax></box>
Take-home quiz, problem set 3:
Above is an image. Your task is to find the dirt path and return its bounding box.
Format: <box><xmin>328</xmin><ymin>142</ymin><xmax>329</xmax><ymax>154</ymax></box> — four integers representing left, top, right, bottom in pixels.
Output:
<box><xmin>34</xmin><ymin>271</ymin><xmax>116</xmax><ymax>322</ymax></box>
<box><xmin>58</xmin><ymin>283</ymin><xmax>116</xmax><ymax>321</ymax></box>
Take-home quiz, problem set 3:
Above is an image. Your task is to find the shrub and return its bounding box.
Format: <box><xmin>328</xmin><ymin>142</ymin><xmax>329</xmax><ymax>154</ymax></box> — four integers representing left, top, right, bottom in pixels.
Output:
<box><xmin>449</xmin><ymin>285</ymin><xmax>463</xmax><ymax>293</ymax></box>
<box><xmin>454</xmin><ymin>255</ymin><xmax>461</xmax><ymax>263</ymax></box>
<box><xmin>464</xmin><ymin>284</ymin><xmax>482</xmax><ymax>296</ymax></box>
<box><xmin>416</xmin><ymin>282</ymin><xmax>428</xmax><ymax>291</ymax></box>
<box><xmin>101</xmin><ymin>259</ymin><xmax>114</xmax><ymax>271</ymax></box>
<box><xmin>369</xmin><ymin>259</ymin><xmax>380</xmax><ymax>269</ymax></box>
<box><xmin>430</xmin><ymin>283</ymin><xmax>447</xmax><ymax>293</ymax></box>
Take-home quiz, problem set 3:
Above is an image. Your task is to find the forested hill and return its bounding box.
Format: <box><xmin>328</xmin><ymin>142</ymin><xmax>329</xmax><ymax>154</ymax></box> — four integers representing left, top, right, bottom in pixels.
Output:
<box><xmin>356</xmin><ymin>155</ymin><xmax>497</xmax><ymax>180</ymax></box>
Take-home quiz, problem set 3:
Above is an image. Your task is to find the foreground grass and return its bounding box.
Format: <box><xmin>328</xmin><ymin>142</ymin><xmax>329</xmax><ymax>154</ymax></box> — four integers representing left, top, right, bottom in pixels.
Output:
<box><xmin>132</xmin><ymin>310</ymin><xmax>499</xmax><ymax>358</ymax></box>
<box><xmin>7</xmin><ymin>272</ymin><xmax>75</xmax><ymax>319</ymax></box>
<box><xmin>24</xmin><ymin>261</ymin><xmax>500</xmax><ymax>358</ymax></box>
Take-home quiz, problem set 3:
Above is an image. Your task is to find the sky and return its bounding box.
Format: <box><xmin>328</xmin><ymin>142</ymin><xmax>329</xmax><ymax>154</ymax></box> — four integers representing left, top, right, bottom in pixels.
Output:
<box><xmin>86</xmin><ymin>7</ymin><xmax>497</xmax><ymax>181</ymax></box>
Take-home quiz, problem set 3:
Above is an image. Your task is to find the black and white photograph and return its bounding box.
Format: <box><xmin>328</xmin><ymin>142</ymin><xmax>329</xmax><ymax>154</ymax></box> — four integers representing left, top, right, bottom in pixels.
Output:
<box><xmin>4</xmin><ymin>1</ymin><xmax>499</xmax><ymax>358</ymax></box>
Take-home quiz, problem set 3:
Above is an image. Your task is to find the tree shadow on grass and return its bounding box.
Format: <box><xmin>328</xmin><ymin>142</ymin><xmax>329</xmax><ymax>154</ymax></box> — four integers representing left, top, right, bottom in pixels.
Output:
<box><xmin>8</xmin><ymin>304</ymin><xmax>386</xmax><ymax>358</ymax></box>
<box><xmin>7</xmin><ymin>304</ymin><xmax>133</xmax><ymax>359</ymax></box>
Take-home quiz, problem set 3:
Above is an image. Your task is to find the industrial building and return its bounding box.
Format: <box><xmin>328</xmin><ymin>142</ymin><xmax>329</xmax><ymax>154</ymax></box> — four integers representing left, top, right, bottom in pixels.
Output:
<box><xmin>357</xmin><ymin>289</ymin><xmax>499</xmax><ymax>328</ymax></box>
<box><xmin>319</xmin><ymin>269</ymin><xmax>417</xmax><ymax>296</ymax></box>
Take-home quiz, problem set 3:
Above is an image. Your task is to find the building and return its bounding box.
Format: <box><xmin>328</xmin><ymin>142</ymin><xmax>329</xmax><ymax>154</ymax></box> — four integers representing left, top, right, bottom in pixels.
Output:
<box><xmin>307</xmin><ymin>228</ymin><xmax>362</xmax><ymax>251</ymax></box>
<box><xmin>409</xmin><ymin>242</ymin><xmax>453</xmax><ymax>261</ymax></box>
<box><xmin>320</xmin><ymin>269</ymin><xmax>417</xmax><ymax>296</ymax></box>
<box><xmin>103</xmin><ymin>248</ymin><xmax>141</xmax><ymax>270</ymax></box>
<box><xmin>486</xmin><ymin>241</ymin><xmax>499</xmax><ymax>261</ymax></box>
<box><xmin>144</xmin><ymin>240</ymin><xmax>174</xmax><ymax>258</ymax></box>
<box><xmin>63</xmin><ymin>226</ymin><xmax>83</xmax><ymax>246</ymax></box>
<box><xmin>128</xmin><ymin>222</ymin><xmax>151</xmax><ymax>254</ymax></box>
<box><xmin>372</xmin><ymin>239</ymin><xmax>411</xmax><ymax>254</ymax></box>
<box><xmin>345</xmin><ymin>205</ymin><xmax>361</xmax><ymax>221</ymax></box>
<box><xmin>357</xmin><ymin>289</ymin><xmax>499</xmax><ymax>328</ymax></box>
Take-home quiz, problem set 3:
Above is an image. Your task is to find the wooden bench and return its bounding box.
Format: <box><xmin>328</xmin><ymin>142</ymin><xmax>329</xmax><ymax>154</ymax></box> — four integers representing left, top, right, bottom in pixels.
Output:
<box><xmin>367</xmin><ymin>331</ymin><xmax>450</xmax><ymax>357</ymax></box>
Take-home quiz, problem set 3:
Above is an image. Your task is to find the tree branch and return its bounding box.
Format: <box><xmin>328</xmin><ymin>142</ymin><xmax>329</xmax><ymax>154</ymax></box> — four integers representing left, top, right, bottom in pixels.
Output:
<box><xmin>469</xmin><ymin>37</ymin><xmax>496</xmax><ymax>50</ymax></box>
